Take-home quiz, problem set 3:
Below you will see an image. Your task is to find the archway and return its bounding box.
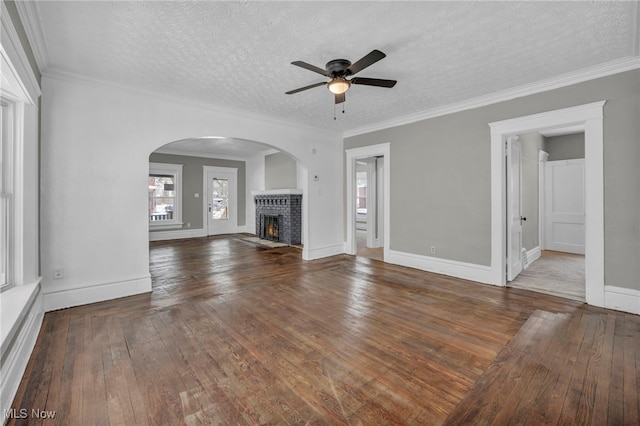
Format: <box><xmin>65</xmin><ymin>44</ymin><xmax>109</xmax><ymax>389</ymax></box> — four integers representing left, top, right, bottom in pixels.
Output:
<box><xmin>147</xmin><ymin>136</ymin><xmax>308</xmax><ymax>248</ymax></box>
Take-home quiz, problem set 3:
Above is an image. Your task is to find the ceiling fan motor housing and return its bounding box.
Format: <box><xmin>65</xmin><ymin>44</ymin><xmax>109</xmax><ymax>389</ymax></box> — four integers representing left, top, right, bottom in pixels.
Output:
<box><xmin>326</xmin><ymin>59</ymin><xmax>352</xmax><ymax>76</ymax></box>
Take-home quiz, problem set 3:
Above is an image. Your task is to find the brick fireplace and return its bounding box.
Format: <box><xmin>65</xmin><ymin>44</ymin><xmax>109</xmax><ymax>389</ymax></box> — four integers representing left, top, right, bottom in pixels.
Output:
<box><xmin>252</xmin><ymin>190</ymin><xmax>302</xmax><ymax>245</ymax></box>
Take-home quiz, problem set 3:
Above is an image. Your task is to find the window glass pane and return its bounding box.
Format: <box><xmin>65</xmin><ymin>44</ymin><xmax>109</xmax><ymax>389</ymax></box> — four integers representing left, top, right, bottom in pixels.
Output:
<box><xmin>357</xmin><ymin>176</ymin><xmax>367</xmax><ymax>212</ymax></box>
<box><xmin>0</xmin><ymin>196</ymin><xmax>7</xmax><ymax>286</ymax></box>
<box><xmin>149</xmin><ymin>175</ymin><xmax>175</xmax><ymax>221</ymax></box>
<box><xmin>1</xmin><ymin>103</ymin><xmax>9</xmax><ymax>288</ymax></box>
<box><xmin>211</xmin><ymin>178</ymin><xmax>228</xmax><ymax>220</ymax></box>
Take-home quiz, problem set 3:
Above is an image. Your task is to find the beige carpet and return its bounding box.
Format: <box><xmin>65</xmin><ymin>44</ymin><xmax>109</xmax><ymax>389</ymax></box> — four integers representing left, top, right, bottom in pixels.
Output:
<box><xmin>510</xmin><ymin>250</ymin><xmax>585</xmax><ymax>301</ymax></box>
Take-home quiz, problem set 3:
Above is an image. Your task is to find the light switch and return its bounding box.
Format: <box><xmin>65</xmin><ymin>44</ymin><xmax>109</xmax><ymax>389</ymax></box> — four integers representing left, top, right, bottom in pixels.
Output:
<box><xmin>195</xmin><ymin>193</ymin><xmax>200</xmax><ymax>198</ymax></box>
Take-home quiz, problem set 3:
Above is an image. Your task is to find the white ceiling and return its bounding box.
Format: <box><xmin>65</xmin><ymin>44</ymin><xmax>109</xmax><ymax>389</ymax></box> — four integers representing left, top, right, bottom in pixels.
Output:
<box><xmin>21</xmin><ymin>1</ymin><xmax>639</xmax><ymax>155</ymax></box>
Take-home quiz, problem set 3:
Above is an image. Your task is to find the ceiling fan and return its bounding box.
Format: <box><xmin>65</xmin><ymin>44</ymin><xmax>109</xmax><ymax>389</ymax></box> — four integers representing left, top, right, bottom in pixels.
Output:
<box><xmin>285</xmin><ymin>50</ymin><xmax>397</xmax><ymax>104</ymax></box>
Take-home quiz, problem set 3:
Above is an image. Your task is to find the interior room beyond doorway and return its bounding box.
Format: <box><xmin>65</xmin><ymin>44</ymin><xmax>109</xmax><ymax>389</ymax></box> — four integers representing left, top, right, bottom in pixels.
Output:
<box><xmin>508</xmin><ymin>130</ymin><xmax>586</xmax><ymax>301</ymax></box>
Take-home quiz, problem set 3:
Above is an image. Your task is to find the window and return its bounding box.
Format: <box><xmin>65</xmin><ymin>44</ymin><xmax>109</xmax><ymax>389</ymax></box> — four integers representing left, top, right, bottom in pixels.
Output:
<box><xmin>149</xmin><ymin>162</ymin><xmax>183</xmax><ymax>229</ymax></box>
<box><xmin>356</xmin><ymin>171</ymin><xmax>367</xmax><ymax>215</ymax></box>
<box><xmin>211</xmin><ymin>178</ymin><xmax>229</xmax><ymax>220</ymax></box>
<box><xmin>0</xmin><ymin>100</ymin><xmax>12</xmax><ymax>290</ymax></box>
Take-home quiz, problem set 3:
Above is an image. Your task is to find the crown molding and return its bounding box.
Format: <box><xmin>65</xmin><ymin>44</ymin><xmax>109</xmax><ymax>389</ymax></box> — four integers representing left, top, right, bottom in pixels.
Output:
<box><xmin>14</xmin><ymin>0</ymin><xmax>50</xmax><ymax>72</ymax></box>
<box><xmin>42</xmin><ymin>67</ymin><xmax>341</xmax><ymax>140</ymax></box>
<box><xmin>0</xmin><ymin>2</ymin><xmax>41</xmax><ymax>101</ymax></box>
<box><xmin>153</xmin><ymin>147</ymin><xmax>274</xmax><ymax>161</ymax></box>
<box><xmin>343</xmin><ymin>56</ymin><xmax>640</xmax><ymax>138</ymax></box>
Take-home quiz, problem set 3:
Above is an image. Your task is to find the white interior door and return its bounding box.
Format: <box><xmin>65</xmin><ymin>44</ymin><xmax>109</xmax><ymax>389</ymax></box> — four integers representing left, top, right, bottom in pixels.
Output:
<box><xmin>507</xmin><ymin>137</ymin><xmax>523</xmax><ymax>281</ymax></box>
<box><xmin>204</xmin><ymin>166</ymin><xmax>237</xmax><ymax>236</ymax></box>
<box><xmin>544</xmin><ymin>159</ymin><xmax>585</xmax><ymax>254</ymax></box>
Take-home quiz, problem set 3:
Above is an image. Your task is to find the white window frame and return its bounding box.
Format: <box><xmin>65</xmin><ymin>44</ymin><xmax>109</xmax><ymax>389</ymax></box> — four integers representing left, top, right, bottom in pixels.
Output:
<box><xmin>148</xmin><ymin>162</ymin><xmax>183</xmax><ymax>230</ymax></box>
<box><xmin>0</xmin><ymin>98</ymin><xmax>15</xmax><ymax>291</ymax></box>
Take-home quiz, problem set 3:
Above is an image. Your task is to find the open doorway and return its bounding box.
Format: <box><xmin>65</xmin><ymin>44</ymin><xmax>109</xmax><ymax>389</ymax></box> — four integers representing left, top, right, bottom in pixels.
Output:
<box><xmin>490</xmin><ymin>101</ymin><xmax>605</xmax><ymax>308</ymax></box>
<box><xmin>355</xmin><ymin>158</ymin><xmax>384</xmax><ymax>261</ymax></box>
<box><xmin>507</xmin><ymin>131</ymin><xmax>586</xmax><ymax>301</ymax></box>
<box><xmin>345</xmin><ymin>143</ymin><xmax>390</xmax><ymax>261</ymax></box>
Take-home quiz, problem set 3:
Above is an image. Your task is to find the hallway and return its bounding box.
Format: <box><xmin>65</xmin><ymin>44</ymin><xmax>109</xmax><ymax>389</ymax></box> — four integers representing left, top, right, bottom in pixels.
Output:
<box><xmin>510</xmin><ymin>250</ymin><xmax>585</xmax><ymax>301</ymax></box>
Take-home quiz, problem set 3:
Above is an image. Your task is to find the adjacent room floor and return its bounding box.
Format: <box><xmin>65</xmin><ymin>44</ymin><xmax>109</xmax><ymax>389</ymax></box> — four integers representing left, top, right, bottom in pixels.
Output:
<box><xmin>9</xmin><ymin>236</ymin><xmax>638</xmax><ymax>425</ymax></box>
<box><xmin>509</xmin><ymin>250</ymin><xmax>586</xmax><ymax>302</ymax></box>
<box><xmin>356</xmin><ymin>229</ymin><xmax>383</xmax><ymax>261</ymax></box>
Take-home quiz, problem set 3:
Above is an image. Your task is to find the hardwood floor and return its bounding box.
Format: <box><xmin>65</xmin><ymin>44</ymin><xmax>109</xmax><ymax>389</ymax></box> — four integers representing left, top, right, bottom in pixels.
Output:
<box><xmin>8</xmin><ymin>235</ymin><xmax>639</xmax><ymax>425</ymax></box>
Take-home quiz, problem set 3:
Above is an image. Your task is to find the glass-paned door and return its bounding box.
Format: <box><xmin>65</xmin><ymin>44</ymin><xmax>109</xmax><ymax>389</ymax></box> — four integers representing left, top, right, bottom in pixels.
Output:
<box><xmin>205</xmin><ymin>166</ymin><xmax>237</xmax><ymax>235</ymax></box>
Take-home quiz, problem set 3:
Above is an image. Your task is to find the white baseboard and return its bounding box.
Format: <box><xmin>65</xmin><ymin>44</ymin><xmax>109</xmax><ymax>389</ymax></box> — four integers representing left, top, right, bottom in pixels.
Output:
<box><xmin>149</xmin><ymin>228</ymin><xmax>206</xmax><ymax>241</ymax></box>
<box><xmin>1</xmin><ymin>282</ymin><xmax>43</xmax><ymax>418</ymax></box>
<box><xmin>44</xmin><ymin>276</ymin><xmax>152</xmax><ymax>312</ymax></box>
<box><xmin>236</xmin><ymin>225</ymin><xmax>252</xmax><ymax>234</ymax></box>
<box><xmin>388</xmin><ymin>250</ymin><xmax>495</xmax><ymax>285</ymax></box>
<box><xmin>525</xmin><ymin>246</ymin><xmax>542</xmax><ymax>267</ymax></box>
<box><xmin>303</xmin><ymin>243</ymin><xmax>345</xmax><ymax>261</ymax></box>
<box><xmin>604</xmin><ymin>286</ymin><xmax>640</xmax><ymax>315</ymax></box>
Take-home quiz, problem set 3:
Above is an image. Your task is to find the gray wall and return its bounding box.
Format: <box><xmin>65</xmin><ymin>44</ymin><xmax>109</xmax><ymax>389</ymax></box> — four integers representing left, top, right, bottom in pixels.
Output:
<box><xmin>345</xmin><ymin>69</ymin><xmax>640</xmax><ymax>291</ymax></box>
<box><xmin>265</xmin><ymin>152</ymin><xmax>297</xmax><ymax>189</ymax></box>
<box><xmin>545</xmin><ymin>133</ymin><xmax>585</xmax><ymax>161</ymax></box>
<box><xmin>519</xmin><ymin>132</ymin><xmax>545</xmax><ymax>251</ymax></box>
<box><xmin>149</xmin><ymin>153</ymin><xmax>246</xmax><ymax>230</ymax></box>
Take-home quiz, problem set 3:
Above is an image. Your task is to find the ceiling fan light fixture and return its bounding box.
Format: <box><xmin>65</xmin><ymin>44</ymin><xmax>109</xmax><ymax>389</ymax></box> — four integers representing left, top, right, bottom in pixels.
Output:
<box><xmin>327</xmin><ymin>77</ymin><xmax>350</xmax><ymax>94</ymax></box>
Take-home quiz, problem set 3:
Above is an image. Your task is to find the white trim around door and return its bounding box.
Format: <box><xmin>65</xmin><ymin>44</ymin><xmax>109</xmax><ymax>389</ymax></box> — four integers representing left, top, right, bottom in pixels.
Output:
<box><xmin>345</xmin><ymin>143</ymin><xmax>390</xmax><ymax>261</ymax></box>
<box><xmin>202</xmin><ymin>166</ymin><xmax>238</xmax><ymax>236</ymax></box>
<box><xmin>489</xmin><ymin>101</ymin><xmax>606</xmax><ymax>307</ymax></box>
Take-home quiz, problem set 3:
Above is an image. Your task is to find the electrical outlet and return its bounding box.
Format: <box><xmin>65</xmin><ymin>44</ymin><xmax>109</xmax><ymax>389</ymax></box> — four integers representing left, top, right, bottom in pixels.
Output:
<box><xmin>430</xmin><ymin>246</ymin><xmax>436</xmax><ymax>254</ymax></box>
<box><xmin>187</xmin><ymin>222</ymin><xmax>191</xmax><ymax>228</ymax></box>
<box><xmin>53</xmin><ymin>267</ymin><xmax>64</xmax><ymax>279</ymax></box>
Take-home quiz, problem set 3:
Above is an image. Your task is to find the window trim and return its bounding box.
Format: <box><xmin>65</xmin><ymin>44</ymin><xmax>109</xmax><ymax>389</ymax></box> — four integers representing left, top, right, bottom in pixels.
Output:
<box><xmin>149</xmin><ymin>162</ymin><xmax>183</xmax><ymax>230</ymax></box>
<box><xmin>0</xmin><ymin>99</ymin><xmax>14</xmax><ymax>291</ymax></box>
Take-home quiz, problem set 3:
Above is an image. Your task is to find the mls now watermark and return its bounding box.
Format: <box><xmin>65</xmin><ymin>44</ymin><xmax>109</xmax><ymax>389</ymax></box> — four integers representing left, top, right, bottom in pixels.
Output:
<box><xmin>4</xmin><ymin>408</ymin><xmax>57</xmax><ymax>420</ymax></box>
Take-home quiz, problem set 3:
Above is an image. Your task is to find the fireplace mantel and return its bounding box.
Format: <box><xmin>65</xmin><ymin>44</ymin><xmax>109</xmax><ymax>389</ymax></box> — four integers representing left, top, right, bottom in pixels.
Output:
<box><xmin>251</xmin><ymin>189</ymin><xmax>303</xmax><ymax>196</ymax></box>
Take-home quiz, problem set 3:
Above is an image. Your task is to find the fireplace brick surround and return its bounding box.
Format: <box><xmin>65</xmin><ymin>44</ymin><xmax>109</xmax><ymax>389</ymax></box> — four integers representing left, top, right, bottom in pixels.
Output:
<box><xmin>253</xmin><ymin>190</ymin><xmax>302</xmax><ymax>245</ymax></box>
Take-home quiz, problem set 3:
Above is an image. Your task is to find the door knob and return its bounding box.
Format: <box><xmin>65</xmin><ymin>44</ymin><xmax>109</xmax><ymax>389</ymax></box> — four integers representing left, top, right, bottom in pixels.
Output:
<box><xmin>520</xmin><ymin>216</ymin><xmax>527</xmax><ymax>223</ymax></box>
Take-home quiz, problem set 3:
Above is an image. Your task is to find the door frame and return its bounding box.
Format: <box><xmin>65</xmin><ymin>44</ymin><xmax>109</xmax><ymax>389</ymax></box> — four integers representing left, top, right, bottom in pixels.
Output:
<box><xmin>367</xmin><ymin>157</ymin><xmax>384</xmax><ymax>248</ymax></box>
<box><xmin>345</xmin><ymin>143</ymin><xmax>390</xmax><ymax>260</ymax></box>
<box><xmin>538</xmin><ymin>150</ymin><xmax>549</xmax><ymax>250</ymax></box>
<box><xmin>202</xmin><ymin>166</ymin><xmax>238</xmax><ymax>236</ymax></box>
<box><xmin>489</xmin><ymin>101</ymin><xmax>605</xmax><ymax>307</ymax></box>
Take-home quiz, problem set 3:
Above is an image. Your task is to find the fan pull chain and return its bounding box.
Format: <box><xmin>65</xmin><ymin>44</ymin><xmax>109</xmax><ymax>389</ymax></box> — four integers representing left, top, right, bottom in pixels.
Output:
<box><xmin>333</xmin><ymin>102</ymin><xmax>346</xmax><ymax>120</ymax></box>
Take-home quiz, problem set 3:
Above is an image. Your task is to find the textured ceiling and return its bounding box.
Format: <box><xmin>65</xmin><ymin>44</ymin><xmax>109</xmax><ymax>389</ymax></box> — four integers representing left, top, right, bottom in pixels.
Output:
<box><xmin>31</xmin><ymin>1</ymin><xmax>639</xmax><ymax>140</ymax></box>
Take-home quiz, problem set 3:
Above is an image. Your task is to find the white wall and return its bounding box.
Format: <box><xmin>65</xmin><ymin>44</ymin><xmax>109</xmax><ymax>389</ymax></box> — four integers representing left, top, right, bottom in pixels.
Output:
<box><xmin>244</xmin><ymin>153</ymin><xmax>266</xmax><ymax>234</ymax></box>
<box><xmin>40</xmin><ymin>73</ymin><xmax>344</xmax><ymax>311</ymax></box>
<box><xmin>0</xmin><ymin>4</ymin><xmax>44</xmax><ymax>416</ymax></box>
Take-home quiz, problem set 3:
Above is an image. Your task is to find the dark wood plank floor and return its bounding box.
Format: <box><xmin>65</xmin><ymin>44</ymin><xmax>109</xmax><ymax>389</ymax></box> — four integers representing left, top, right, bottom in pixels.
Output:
<box><xmin>9</xmin><ymin>235</ymin><xmax>640</xmax><ymax>425</ymax></box>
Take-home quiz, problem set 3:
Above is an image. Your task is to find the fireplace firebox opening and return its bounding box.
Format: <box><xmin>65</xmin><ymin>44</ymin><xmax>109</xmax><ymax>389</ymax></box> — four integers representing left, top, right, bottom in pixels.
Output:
<box><xmin>261</xmin><ymin>214</ymin><xmax>280</xmax><ymax>242</ymax></box>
